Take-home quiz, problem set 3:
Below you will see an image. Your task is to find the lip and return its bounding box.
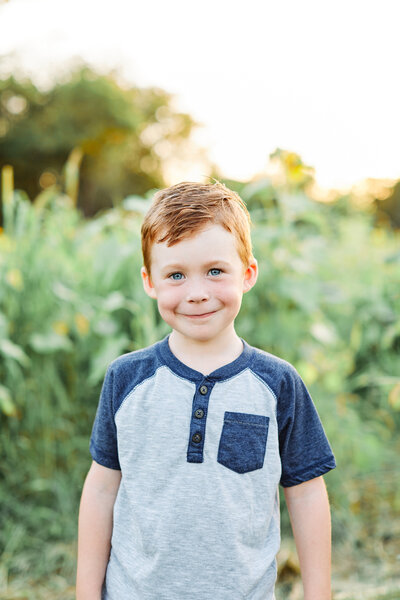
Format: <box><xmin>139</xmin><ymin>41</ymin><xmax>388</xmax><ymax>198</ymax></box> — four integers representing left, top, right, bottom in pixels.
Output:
<box><xmin>181</xmin><ymin>311</ymin><xmax>217</xmax><ymax>319</ymax></box>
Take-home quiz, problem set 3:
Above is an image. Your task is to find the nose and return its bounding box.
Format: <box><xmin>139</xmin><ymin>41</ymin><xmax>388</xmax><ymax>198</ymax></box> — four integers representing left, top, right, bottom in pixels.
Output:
<box><xmin>186</xmin><ymin>279</ymin><xmax>210</xmax><ymax>303</ymax></box>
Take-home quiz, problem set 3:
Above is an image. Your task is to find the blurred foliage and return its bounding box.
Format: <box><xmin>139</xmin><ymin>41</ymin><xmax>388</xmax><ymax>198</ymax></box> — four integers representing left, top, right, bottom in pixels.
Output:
<box><xmin>268</xmin><ymin>148</ymin><xmax>315</xmax><ymax>191</ymax></box>
<box><xmin>0</xmin><ymin>168</ymin><xmax>400</xmax><ymax>597</ymax></box>
<box><xmin>0</xmin><ymin>67</ymin><xmax>201</xmax><ymax>215</ymax></box>
<box><xmin>375</xmin><ymin>180</ymin><xmax>400</xmax><ymax>229</ymax></box>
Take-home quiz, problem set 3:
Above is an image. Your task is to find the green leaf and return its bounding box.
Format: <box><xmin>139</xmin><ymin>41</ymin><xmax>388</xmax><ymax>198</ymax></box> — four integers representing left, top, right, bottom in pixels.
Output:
<box><xmin>310</xmin><ymin>322</ymin><xmax>338</xmax><ymax>345</ymax></box>
<box><xmin>102</xmin><ymin>291</ymin><xmax>126</xmax><ymax>312</ymax></box>
<box><xmin>123</xmin><ymin>195</ymin><xmax>152</xmax><ymax>214</ymax></box>
<box><xmin>88</xmin><ymin>336</ymin><xmax>130</xmax><ymax>385</ymax></box>
<box><xmin>93</xmin><ymin>317</ymin><xmax>119</xmax><ymax>336</ymax></box>
<box><xmin>0</xmin><ymin>384</ymin><xmax>17</xmax><ymax>417</ymax></box>
<box><xmin>0</xmin><ymin>338</ymin><xmax>30</xmax><ymax>366</ymax></box>
<box><xmin>29</xmin><ymin>332</ymin><xmax>73</xmax><ymax>354</ymax></box>
<box><xmin>52</xmin><ymin>281</ymin><xmax>77</xmax><ymax>302</ymax></box>
<box><xmin>0</xmin><ymin>312</ymin><xmax>9</xmax><ymax>337</ymax></box>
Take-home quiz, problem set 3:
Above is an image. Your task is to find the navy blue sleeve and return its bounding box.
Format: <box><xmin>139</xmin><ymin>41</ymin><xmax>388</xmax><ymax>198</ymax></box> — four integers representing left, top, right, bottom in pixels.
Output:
<box><xmin>277</xmin><ymin>365</ymin><xmax>336</xmax><ymax>487</ymax></box>
<box><xmin>90</xmin><ymin>364</ymin><xmax>121</xmax><ymax>470</ymax></box>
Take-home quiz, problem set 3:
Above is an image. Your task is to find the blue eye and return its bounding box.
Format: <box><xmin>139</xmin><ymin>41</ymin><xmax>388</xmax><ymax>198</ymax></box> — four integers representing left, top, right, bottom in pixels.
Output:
<box><xmin>170</xmin><ymin>272</ymin><xmax>184</xmax><ymax>280</ymax></box>
<box><xmin>209</xmin><ymin>268</ymin><xmax>221</xmax><ymax>276</ymax></box>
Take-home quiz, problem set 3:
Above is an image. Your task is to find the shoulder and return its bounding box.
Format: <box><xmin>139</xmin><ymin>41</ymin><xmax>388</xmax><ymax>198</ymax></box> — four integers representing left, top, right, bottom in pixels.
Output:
<box><xmin>109</xmin><ymin>341</ymin><xmax>162</xmax><ymax>374</ymax></box>
<box><xmin>103</xmin><ymin>340</ymin><xmax>165</xmax><ymax>405</ymax></box>
<box><xmin>247</xmin><ymin>343</ymin><xmax>303</xmax><ymax>399</ymax></box>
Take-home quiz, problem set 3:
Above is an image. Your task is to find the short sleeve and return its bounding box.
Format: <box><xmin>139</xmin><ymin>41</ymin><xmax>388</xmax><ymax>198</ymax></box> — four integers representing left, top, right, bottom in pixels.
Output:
<box><xmin>89</xmin><ymin>364</ymin><xmax>121</xmax><ymax>470</ymax></box>
<box><xmin>277</xmin><ymin>366</ymin><xmax>336</xmax><ymax>487</ymax></box>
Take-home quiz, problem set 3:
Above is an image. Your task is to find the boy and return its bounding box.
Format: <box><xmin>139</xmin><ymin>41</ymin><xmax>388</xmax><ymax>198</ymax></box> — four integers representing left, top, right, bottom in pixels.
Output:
<box><xmin>77</xmin><ymin>182</ymin><xmax>336</xmax><ymax>600</ymax></box>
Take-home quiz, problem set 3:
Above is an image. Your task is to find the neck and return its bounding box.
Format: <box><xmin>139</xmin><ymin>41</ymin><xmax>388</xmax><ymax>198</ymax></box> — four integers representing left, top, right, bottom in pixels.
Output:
<box><xmin>169</xmin><ymin>328</ymin><xmax>243</xmax><ymax>375</ymax></box>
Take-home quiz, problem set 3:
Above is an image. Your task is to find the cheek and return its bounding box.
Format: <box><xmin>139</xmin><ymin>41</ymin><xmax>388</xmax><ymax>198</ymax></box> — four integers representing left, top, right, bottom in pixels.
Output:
<box><xmin>156</xmin><ymin>286</ymin><xmax>182</xmax><ymax>311</ymax></box>
<box><xmin>218</xmin><ymin>281</ymin><xmax>243</xmax><ymax>302</ymax></box>
<box><xmin>213</xmin><ymin>286</ymin><xmax>243</xmax><ymax>315</ymax></box>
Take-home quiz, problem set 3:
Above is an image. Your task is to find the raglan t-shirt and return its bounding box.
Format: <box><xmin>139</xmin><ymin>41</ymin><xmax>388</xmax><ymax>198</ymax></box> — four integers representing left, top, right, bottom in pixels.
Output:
<box><xmin>90</xmin><ymin>336</ymin><xmax>336</xmax><ymax>600</ymax></box>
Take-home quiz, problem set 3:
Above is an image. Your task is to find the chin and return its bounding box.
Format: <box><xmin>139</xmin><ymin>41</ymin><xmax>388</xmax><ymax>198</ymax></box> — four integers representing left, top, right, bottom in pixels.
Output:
<box><xmin>171</xmin><ymin>327</ymin><xmax>215</xmax><ymax>343</ymax></box>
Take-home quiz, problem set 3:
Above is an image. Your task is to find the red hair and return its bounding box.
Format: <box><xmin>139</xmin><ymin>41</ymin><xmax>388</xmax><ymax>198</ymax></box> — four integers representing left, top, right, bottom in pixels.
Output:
<box><xmin>141</xmin><ymin>182</ymin><xmax>252</xmax><ymax>274</ymax></box>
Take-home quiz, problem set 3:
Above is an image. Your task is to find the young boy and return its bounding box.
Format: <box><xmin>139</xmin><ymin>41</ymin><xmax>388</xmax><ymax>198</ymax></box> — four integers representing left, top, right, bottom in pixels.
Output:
<box><xmin>77</xmin><ymin>182</ymin><xmax>336</xmax><ymax>600</ymax></box>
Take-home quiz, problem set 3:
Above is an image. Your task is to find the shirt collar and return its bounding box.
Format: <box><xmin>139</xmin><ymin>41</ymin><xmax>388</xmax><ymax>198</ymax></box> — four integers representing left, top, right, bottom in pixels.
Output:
<box><xmin>157</xmin><ymin>334</ymin><xmax>255</xmax><ymax>383</ymax></box>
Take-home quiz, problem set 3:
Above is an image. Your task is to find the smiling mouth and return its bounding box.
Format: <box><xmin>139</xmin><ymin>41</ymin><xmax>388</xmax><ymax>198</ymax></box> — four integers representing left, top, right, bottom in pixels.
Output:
<box><xmin>182</xmin><ymin>311</ymin><xmax>216</xmax><ymax>319</ymax></box>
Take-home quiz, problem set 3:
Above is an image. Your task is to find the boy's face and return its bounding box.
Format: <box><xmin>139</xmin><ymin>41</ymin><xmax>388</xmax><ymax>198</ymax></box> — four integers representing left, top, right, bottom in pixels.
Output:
<box><xmin>141</xmin><ymin>225</ymin><xmax>257</xmax><ymax>347</ymax></box>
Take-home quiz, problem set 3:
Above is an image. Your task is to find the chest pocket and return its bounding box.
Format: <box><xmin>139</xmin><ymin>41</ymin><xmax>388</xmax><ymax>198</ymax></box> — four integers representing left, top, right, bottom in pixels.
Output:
<box><xmin>217</xmin><ymin>411</ymin><xmax>269</xmax><ymax>474</ymax></box>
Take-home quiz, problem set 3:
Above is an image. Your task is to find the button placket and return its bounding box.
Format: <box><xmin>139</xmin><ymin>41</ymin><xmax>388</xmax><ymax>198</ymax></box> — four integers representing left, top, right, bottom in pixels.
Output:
<box><xmin>187</xmin><ymin>380</ymin><xmax>214</xmax><ymax>464</ymax></box>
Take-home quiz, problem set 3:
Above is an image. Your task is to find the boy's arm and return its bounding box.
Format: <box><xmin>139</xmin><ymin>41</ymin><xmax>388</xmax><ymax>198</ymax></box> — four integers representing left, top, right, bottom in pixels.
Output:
<box><xmin>283</xmin><ymin>476</ymin><xmax>332</xmax><ymax>600</ymax></box>
<box><xmin>76</xmin><ymin>461</ymin><xmax>121</xmax><ymax>600</ymax></box>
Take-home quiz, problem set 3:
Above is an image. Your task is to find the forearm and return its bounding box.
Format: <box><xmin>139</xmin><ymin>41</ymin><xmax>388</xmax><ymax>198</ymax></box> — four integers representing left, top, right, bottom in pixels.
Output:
<box><xmin>76</xmin><ymin>463</ymin><xmax>121</xmax><ymax>600</ymax></box>
<box><xmin>284</xmin><ymin>477</ymin><xmax>332</xmax><ymax>600</ymax></box>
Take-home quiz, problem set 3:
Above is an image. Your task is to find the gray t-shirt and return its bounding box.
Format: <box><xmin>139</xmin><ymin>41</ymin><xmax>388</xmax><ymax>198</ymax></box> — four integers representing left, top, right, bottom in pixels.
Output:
<box><xmin>90</xmin><ymin>336</ymin><xmax>336</xmax><ymax>600</ymax></box>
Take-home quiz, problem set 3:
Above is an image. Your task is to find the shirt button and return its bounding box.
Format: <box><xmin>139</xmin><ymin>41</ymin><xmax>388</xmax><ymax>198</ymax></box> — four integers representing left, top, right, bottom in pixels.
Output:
<box><xmin>194</xmin><ymin>409</ymin><xmax>204</xmax><ymax>419</ymax></box>
<box><xmin>199</xmin><ymin>385</ymin><xmax>208</xmax><ymax>395</ymax></box>
<box><xmin>192</xmin><ymin>433</ymin><xmax>202</xmax><ymax>444</ymax></box>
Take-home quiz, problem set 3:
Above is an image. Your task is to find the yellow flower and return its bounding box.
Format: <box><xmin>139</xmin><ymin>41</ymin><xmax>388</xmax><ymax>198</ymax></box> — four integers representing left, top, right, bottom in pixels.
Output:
<box><xmin>74</xmin><ymin>313</ymin><xmax>90</xmax><ymax>336</ymax></box>
<box><xmin>52</xmin><ymin>321</ymin><xmax>69</xmax><ymax>336</ymax></box>
<box><xmin>0</xmin><ymin>234</ymin><xmax>14</xmax><ymax>254</ymax></box>
<box><xmin>6</xmin><ymin>268</ymin><xmax>24</xmax><ymax>291</ymax></box>
<box><xmin>388</xmin><ymin>383</ymin><xmax>400</xmax><ymax>410</ymax></box>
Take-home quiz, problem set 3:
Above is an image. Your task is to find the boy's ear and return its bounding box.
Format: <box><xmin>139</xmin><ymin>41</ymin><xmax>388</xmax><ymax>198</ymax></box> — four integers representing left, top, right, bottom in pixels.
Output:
<box><xmin>243</xmin><ymin>258</ymin><xmax>258</xmax><ymax>293</ymax></box>
<box><xmin>141</xmin><ymin>267</ymin><xmax>157</xmax><ymax>299</ymax></box>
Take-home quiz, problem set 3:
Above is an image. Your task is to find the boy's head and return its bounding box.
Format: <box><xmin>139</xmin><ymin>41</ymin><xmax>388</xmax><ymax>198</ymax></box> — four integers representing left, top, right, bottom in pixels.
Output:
<box><xmin>140</xmin><ymin>182</ymin><xmax>258</xmax><ymax>348</ymax></box>
<box><xmin>141</xmin><ymin>181</ymin><xmax>253</xmax><ymax>276</ymax></box>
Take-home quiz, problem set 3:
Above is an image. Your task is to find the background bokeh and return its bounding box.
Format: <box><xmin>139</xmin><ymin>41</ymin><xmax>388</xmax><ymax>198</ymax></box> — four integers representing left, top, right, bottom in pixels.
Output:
<box><xmin>1</xmin><ymin>1</ymin><xmax>399</xmax><ymax>599</ymax></box>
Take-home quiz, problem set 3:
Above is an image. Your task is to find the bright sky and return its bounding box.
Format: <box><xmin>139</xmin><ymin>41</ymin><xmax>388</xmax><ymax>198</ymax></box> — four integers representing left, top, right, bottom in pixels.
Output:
<box><xmin>1</xmin><ymin>0</ymin><xmax>399</xmax><ymax>189</ymax></box>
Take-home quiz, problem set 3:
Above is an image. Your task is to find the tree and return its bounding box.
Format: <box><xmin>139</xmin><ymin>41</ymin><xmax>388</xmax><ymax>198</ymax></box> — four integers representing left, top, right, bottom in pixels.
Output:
<box><xmin>0</xmin><ymin>67</ymin><xmax>202</xmax><ymax>215</ymax></box>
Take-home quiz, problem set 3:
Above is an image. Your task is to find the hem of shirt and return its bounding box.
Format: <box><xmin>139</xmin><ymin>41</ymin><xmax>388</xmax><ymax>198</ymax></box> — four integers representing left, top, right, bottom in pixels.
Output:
<box><xmin>90</xmin><ymin>443</ymin><xmax>121</xmax><ymax>470</ymax></box>
<box><xmin>280</xmin><ymin>456</ymin><xmax>336</xmax><ymax>488</ymax></box>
